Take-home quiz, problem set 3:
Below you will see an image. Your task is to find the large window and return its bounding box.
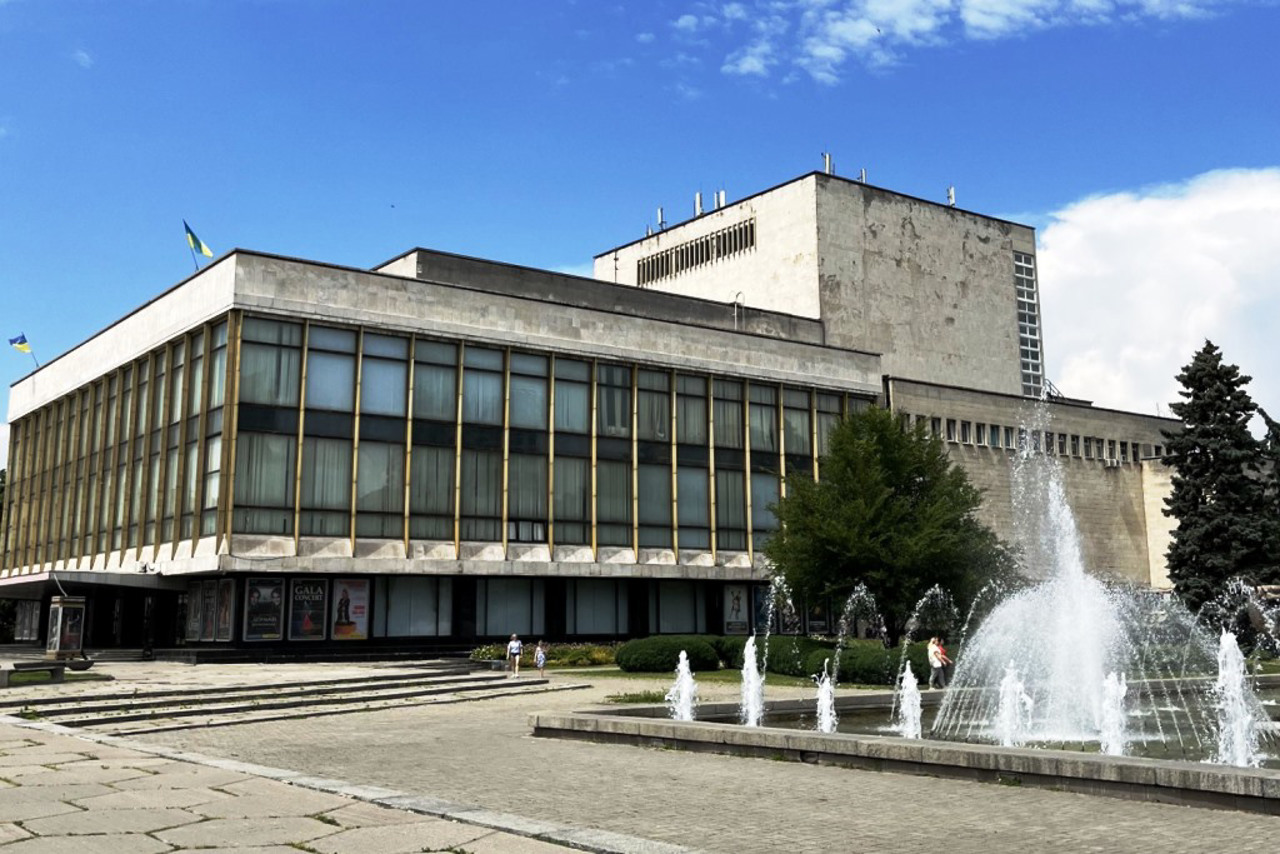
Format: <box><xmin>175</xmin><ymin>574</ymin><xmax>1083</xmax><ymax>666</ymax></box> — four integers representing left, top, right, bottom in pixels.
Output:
<box><xmin>375</xmin><ymin>576</ymin><xmax>452</xmax><ymax>636</ymax></box>
<box><xmin>411</xmin><ymin>340</ymin><xmax>457</xmax><ymax>540</ymax></box>
<box><xmin>301</xmin><ymin>326</ymin><xmax>356</xmax><ymax>537</ymax></box>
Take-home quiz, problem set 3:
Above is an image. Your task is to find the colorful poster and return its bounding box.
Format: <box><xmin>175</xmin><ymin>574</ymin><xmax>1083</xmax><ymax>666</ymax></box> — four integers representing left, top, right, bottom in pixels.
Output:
<box><xmin>331</xmin><ymin>579</ymin><xmax>369</xmax><ymax>641</ymax></box>
<box><xmin>244</xmin><ymin>578</ymin><xmax>284</xmax><ymax>641</ymax></box>
<box><xmin>200</xmin><ymin>580</ymin><xmax>217</xmax><ymax>641</ymax></box>
<box><xmin>289</xmin><ymin>579</ymin><xmax>328</xmax><ymax>641</ymax></box>
<box><xmin>723</xmin><ymin>584</ymin><xmax>749</xmax><ymax>635</ymax></box>
<box><xmin>185</xmin><ymin>581</ymin><xmax>203</xmax><ymax>641</ymax></box>
<box><xmin>216</xmin><ymin>578</ymin><xmax>235</xmax><ymax>642</ymax></box>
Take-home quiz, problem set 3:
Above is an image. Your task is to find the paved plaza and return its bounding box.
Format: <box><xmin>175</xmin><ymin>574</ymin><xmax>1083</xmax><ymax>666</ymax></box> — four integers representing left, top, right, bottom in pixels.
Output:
<box><xmin>1</xmin><ymin>661</ymin><xmax>1278</xmax><ymax>852</ymax></box>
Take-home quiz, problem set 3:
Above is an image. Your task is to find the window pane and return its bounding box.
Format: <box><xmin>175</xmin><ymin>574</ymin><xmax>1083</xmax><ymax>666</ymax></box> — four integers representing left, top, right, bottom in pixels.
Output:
<box><xmin>413</xmin><ymin>363</ymin><xmax>457</xmax><ymax>422</ymax></box>
<box><xmin>553</xmin><ymin>456</ymin><xmax>590</xmax><ymax>545</ymax></box>
<box><xmin>510</xmin><ymin>375</ymin><xmax>548</xmax><ymax>430</ymax></box>
<box><xmin>463</xmin><ymin>371</ymin><xmax>503</xmax><ymax>425</ymax></box>
<box><xmin>554</xmin><ymin>381</ymin><xmax>590</xmax><ymax>433</ymax></box>
<box><xmin>677</xmin><ymin>466</ymin><xmax>709</xmax><ymax>549</ymax></box>
<box><xmin>637</xmin><ymin>390</ymin><xmax>670</xmax><ymax>442</ymax></box>
<box><xmin>508</xmin><ymin>453</ymin><xmax>547</xmax><ymax>542</ymax></box>
<box><xmin>460</xmin><ymin>449</ymin><xmax>502</xmax><ymax>540</ymax></box>
<box><xmin>716</xmin><ymin>469</ymin><xmax>747</xmax><ymax>549</ymax></box>
<box><xmin>750</xmin><ymin>402</ymin><xmax>777</xmax><ymax>453</ymax></box>
<box><xmin>240</xmin><ymin>343</ymin><xmax>300</xmax><ymax>406</ymax></box>
<box><xmin>361</xmin><ymin>359</ymin><xmax>407</xmax><ymax>416</ymax></box>
<box><xmin>306</xmin><ymin>351</ymin><xmax>355</xmax><ymax>411</ymax></box>
<box><xmin>409</xmin><ymin>445</ymin><xmax>455</xmax><ymax>539</ymax></box>
<box><xmin>597</xmin><ymin>459</ymin><xmax>631</xmax><ymax>546</ymax></box>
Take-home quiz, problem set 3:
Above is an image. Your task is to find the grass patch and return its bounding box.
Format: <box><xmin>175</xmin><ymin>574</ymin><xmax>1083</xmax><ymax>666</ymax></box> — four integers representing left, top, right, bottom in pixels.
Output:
<box><xmin>6</xmin><ymin>671</ymin><xmax>113</xmax><ymax>686</ymax></box>
<box><xmin>603</xmin><ymin>689</ymin><xmax>668</xmax><ymax>704</ymax></box>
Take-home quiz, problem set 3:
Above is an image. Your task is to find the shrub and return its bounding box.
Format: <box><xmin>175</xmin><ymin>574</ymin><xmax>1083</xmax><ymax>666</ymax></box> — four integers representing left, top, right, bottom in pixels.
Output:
<box><xmin>712</xmin><ymin>635</ymin><xmax>748</xmax><ymax>669</ymax></box>
<box><xmin>760</xmin><ymin>635</ymin><xmax>836</xmax><ymax>678</ymax></box>
<box><xmin>803</xmin><ymin>640</ymin><xmax>930</xmax><ymax>685</ymax></box>
<box><xmin>468</xmin><ymin>642</ymin><xmax>619</xmax><ymax>667</ymax></box>
<box><xmin>615</xmin><ymin>636</ymin><xmax>720</xmax><ymax>673</ymax></box>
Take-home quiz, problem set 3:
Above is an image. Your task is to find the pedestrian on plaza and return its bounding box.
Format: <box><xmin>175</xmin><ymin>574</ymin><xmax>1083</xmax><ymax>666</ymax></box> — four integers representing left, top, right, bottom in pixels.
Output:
<box><xmin>534</xmin><ymin>640</ymin><xmax>548</xmax><ymax>677</ymax></box>
<box><xmin>506</xmin><ymin>633</ymin><xmax>524</xmax><ymax>678</ymax></box>
<box><xmin>939</xmin><ymin>636</ymin><xmax>954</xmax><ymax>685</ymax></box>
<box><xmin>927</xmin><ymin>636</ymin><xmax>951</xmax><ymax>689</ymax></box>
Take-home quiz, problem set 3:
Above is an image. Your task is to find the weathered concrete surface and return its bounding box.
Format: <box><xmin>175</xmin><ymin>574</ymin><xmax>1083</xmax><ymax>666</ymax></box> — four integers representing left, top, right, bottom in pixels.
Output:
<box><xmin>125</xmin><ymin>666</ymin><xmax>1280</xmax><ymax>854</ymax></box>
<box><xmin>0</xmin><ymin>710</ymin><xmax>588</xmax><ymax>853</ymax></box>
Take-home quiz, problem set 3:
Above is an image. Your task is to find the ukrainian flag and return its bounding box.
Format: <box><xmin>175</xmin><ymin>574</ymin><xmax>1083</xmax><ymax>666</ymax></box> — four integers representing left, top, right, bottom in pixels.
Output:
<box><xmin>184</xmin><ymin>220</ymin><xmax>213</xmax><ymax>258</ymax></box>
<box><xmin>9</xmin><ymin>334</ymin><xmax>30</xmax><ymax>353</ymax></box>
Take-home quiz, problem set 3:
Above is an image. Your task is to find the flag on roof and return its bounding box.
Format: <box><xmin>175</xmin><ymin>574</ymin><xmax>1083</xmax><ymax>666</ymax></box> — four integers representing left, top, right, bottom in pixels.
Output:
<box><xmin>9</xmin><ymin>334</ymin><xmax>30</xmax><ymax>353</ymax></box>
<box><xmin>184</xmin><ymin>220</ymin><xmax>213</xmax><ymax>258</ymax></box>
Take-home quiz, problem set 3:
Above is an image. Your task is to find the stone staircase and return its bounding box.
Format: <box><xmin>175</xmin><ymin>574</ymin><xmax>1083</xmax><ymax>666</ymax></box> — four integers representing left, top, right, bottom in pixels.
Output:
<box><xmin>0</xmin><ymin>660</ymin><xmax>579</xmax><ymax>737</ymax></box>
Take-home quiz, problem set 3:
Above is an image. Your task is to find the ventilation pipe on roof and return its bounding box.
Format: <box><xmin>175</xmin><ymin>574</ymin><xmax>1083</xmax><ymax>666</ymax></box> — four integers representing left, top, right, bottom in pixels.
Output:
<box><xmin>822</xmin><ymin>152</ymin><xmax>833</xmax><ymax>174</ymax></box>
<box><xmin>947</xmin><ymin>186</ymin><xmax>956</xmax><ymax>207</ymax></box>
<box><xmin>695</xmin><ymin>191</ymin><xmax>703</xmax><ymax>216</ymax></box>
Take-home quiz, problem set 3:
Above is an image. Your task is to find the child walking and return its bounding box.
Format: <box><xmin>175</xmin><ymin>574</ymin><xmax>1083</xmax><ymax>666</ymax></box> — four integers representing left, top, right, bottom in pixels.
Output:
<box><xmin>534</xmin><ymin>640</ymin><xmax>548</xmax><ymax>677</ymax></box>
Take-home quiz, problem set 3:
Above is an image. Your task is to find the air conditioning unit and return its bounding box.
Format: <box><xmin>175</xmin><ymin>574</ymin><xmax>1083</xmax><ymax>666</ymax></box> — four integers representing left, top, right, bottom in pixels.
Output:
<box><xmin>1104</xmin><ymin>458</ymin><xmax>1121</xmax><ymax>469</ymax></box>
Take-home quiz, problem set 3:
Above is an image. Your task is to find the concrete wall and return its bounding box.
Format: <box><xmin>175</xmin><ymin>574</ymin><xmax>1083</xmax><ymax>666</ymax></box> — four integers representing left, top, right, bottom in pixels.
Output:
<box><xmin>592</xmin><ymin>177</ymin><xmax>822</xmax><ymax>319</ymax></box>
<box><xmin>236</xmin><ymin>252</ymin><xmax>881</xmax><ymax>394</ymax></box>
<box><xmin>1143</xmin><ymin>463</ymin><xmax>1176</xmax><ymax>589</ymax></box>
<box><xmin>888</xmin><ymin>379</ymin><xmax>1178</xmax><ymax>585</ymax></box>
<box><xmin>815</xmin><ymin>175</ymin><xmax>1033</xmax><ymax>396</ymax></box>
<box><xmin>7</xmin><ymin>257</ymin><xmax>237</xmax><ymax>420</ymax></box>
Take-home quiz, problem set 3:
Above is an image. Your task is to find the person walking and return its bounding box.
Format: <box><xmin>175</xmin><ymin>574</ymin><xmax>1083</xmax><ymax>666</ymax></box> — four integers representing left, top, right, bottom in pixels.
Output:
<box><xmin>506</xmin><ymin>633</ymin><xmax>524</xmax><ymax>678</ymax></box>
<box><xmin>534</xmin><ymin>640</ymin><xmax>548</xmax><ymax>677</ymax></box>
<box><xmin>927</xmin><ymin>636</ymin><xmax>951</xmax><ymax>689</ymax></box>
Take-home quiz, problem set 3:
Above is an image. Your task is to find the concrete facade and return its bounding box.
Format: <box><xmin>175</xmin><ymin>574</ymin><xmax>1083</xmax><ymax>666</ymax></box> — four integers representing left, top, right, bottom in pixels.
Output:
<box><xmin>594</xmin><ymin>172</ymin><xmax>1036</xmax><ymax>396</ymax></box>
<box><xmin>887</xmin><ymin>378</ymin><xmax>1178</xmax><ymax>585</ymax></box>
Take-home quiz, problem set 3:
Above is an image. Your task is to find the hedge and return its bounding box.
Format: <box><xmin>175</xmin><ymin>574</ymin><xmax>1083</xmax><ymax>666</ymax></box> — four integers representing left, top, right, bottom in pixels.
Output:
<box><xmin>804</xmin><ymin>640</ymin><xmax>930</xmax><ymax>685</ymax></box>
<box><xmin>468</xmin><ymin>642</ymin><xmax>618</xmax><ymax>667</ymax></box>
<box><xmin>615</xmin><ymin>636</ymin><xmax>720</xmax><ymax>673</ymax></box>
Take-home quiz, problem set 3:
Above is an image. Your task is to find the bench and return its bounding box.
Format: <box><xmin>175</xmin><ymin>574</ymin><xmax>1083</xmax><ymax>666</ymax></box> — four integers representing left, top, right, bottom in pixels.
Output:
<box><xmin>0</xmin><ymin>659</ymin><xmax>93</xmax><ymax>688</ymax></box>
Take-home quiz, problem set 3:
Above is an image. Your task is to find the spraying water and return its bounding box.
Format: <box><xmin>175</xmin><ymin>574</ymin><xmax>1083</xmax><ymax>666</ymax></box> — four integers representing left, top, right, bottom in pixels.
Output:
<box><xmin>894</xmin><ymin>665</ymin><xmax>923</xmax><ymax>739</ymax></box>
<box><xmin>1214</xmin><ymin>630</ymin><xmax>1263</xmax><ymax>768</ymax></box>
<box><xmin>815</xmin><ymin>659</ymin><xmax>838</xmax><ymax>734</ymax></box>
<box><xmin>995</xmin><ymin>663</ymin><xmax>1034</xmax><ymax>747</ymax></box>
<box><xmin>666</xmin><ymin>650</ymin><xmax>699</xmax><ymax>722</ymax></box>
<box><xmin>1098</xmin><ymin>672</ymin><xmax>1128</xmax><ymax>756</ymax></box>
<box><xmin>740</xmin><ymin>635</ymin><xmax>765</xmax><ymax>727</ymax></box>
<box><xmin>931</xmin><ymin>401</ymin><xmax>1274</xmax><ymax>763</ymax></box>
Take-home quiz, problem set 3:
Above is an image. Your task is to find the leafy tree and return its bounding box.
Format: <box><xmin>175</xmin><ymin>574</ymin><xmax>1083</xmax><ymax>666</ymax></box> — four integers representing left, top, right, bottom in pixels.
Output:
<box><xmin>1162</xmin><ymin>341</ymin><xmax>1277</xmax><ymax>614</ymax></box>
<box><xmin>764</xmin><ymin>406</ymin><xmax>1017</xmax><ymax>644</ymax></box>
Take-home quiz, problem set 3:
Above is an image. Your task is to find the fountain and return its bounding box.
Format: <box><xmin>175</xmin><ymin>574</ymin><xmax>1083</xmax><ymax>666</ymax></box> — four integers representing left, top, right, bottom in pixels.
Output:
<box><xmin>1215</xmin><ymin>630</ymin><xmax>1263</xmax><ymax>767</ymax></box>
<box><xmin>815</xmin><ymin>659</ymin><xmax>837</xmax><ymax>734</ymax></box>
<box><xmin>666</xmin><ymin>650</ymin><xmax>698</xmax><ymax>722</ymax></box>
<box><xmin>932</xmin><ymin>405</ymin><xmax>1275</xmax><ymax>765</ymax></box>
<box><xmin>894</xmin><ymin>664</ymin><xmax>923</xmax><ymax>739</ymax></box>
<box><xmin>1098</xmin><ymin>672</ymin><xmax>1128</xmax><ymax>756</ymax></box>
<box><xmin>740</xmin><ymin>635</ymin><xmax>764</xmax><ymax>727</ymax></box>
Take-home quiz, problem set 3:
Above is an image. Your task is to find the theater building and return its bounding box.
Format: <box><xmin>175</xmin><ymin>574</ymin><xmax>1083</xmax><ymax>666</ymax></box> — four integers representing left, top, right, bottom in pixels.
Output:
<box><xmin>0</xmin><ymin>171</ymin><xmax>1177</xmax><ymax>653</ymax></box>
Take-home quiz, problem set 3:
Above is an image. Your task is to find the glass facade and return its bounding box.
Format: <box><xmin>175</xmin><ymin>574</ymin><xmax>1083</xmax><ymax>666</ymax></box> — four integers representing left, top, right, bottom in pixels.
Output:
<box><xmin>1</xmin><ymin>311</ymin><xmax>875</xmax><ymax>573</ymax></box>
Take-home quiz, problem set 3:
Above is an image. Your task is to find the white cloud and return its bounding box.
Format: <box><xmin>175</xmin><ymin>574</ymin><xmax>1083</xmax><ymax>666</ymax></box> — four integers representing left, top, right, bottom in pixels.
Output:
<box><xmin>674</xmin><ymin>13</ymin><xmax>702</xmax><ymax>31</ymax></box>
<box><xmin>637</xmin><ymin>31</ymin><xmax>656</xmax><ymax>43</ymax></box>
<box><xmin>704</xmin><ymin>0</ymin><xmax>1252</xmax><ymax>82</ymax></box>
<box><xmin>1038</xmin><ymin>167</ymin><xmax>1280</xmax><ymax>422</ymax></box>
<box><xmin>72</xmin><ymin>48</ymin><xmax>94</xmax><ymax>69</ymax></box>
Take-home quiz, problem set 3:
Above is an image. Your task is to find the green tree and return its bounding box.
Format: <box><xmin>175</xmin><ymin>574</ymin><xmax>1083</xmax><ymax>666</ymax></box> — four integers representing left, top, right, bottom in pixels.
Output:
<box><xmin>764</xmin><ymin>406</ymin><xmax>1016</xmax><ymax>643</ymax></box>
<box><xmin>1162</xmin><ymin>341</ymin><xmax>1276</xmax><ymax>614</ymax></box>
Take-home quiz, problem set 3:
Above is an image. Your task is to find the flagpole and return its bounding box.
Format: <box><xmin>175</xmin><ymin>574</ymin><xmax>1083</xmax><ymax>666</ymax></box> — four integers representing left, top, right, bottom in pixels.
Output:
<box><xmin>20</xmin><ymin>333</ymin><xmax>38</xmax><ymax>368</ymax></box>
<box><xmin>190</xmin><ymin>242</ymin><xmax>201</xmax><ymax>273</ymax></box>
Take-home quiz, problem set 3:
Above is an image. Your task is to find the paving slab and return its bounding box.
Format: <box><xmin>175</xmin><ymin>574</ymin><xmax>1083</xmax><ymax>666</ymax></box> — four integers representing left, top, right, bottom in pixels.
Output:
<box><xmin>22</xmin><ymin>805</ymin><xmax>203</xmax><ymax>835</ymax></box>
<box><xmin>194</xmin><ymin>790</ymin><xmax>355</xmax><ymax>819</ymax></box>
<box><xmin>0</xmin><ymin>823</ymin><xmax>31</xmax><ymax>845</ymax></box>
<box><xmin>71</xmin><ymin>785</ymin><xmax>232</xmax><ymax>809</ymax></box>
<box><xmin>0</xmin><ymin>764</ymin><xmax>155</xmax><ymax>785</ymax></box>
<box><xmin>307</xmin><ymin>819</ymin><xmax>493</xmax><ymax>854</ymax></box>
<box><xmin>0</xmin><ymin>799</ymin><xmax>82</xmax><ymax>822</ymax></box>
<box><xmin>322</xmin><ymin>800</ymin><xmax>428</xmax><ymax>827</ymax></box>
<box><xmin>1</xmin><ymin>835</ymin><xmax>172</xmax><ymax>854</ymax></box>
<box><xmin>155</xmin><ymin>815</ymin><xmax>340</xmax><ymax>847</ymax></box>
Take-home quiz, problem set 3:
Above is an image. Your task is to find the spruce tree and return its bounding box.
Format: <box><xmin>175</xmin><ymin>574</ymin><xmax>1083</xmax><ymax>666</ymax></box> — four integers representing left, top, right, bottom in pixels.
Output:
<box><xmin>1162</xmin><ymin>341</ymin><xmax>1271</xmax><ymax>613</ymax></box>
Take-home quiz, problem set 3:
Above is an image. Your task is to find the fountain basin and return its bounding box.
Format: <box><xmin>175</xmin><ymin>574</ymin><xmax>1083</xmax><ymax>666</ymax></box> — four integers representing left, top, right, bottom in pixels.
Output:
<box><xmin>530</xmin><ymin>688</ymin><xmax>1280</xmax><ymax>816</ymax></box>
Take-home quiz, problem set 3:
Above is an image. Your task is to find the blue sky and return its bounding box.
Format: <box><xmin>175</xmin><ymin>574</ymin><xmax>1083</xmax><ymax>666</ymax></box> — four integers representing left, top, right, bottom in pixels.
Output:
<box><xmin>3</xmin><ymin>0</ymin><xmax>1279</xmax><ymax>466</ymax></box>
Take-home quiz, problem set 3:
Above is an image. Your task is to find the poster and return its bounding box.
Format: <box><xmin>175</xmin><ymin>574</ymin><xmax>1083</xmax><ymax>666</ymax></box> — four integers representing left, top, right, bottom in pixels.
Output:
<box><xmin>244</xmin><ymin>578</ymin><xmax>284</xmax><ymax>641</ymax></box>
<box><xmin>723</xmin><ymin>584</ymin><xmax>749</xmax><ymax>635</ymax></box>
<box><xmin>46</xmin><ymin>604</ymin><xmax>61</xmax><ymax>653</ymax></box>
<box><xmin>289</xmin><ymin>579</ymin><xmax>328</xmax><ymax>641</ymax></box>
<box><xmin>216</xmin><ymin>578</ymin><xmax>235</xmax><ymax>642</ymax></box>
<box><xmin>752</xmin><ymin>585</ymin><xmax>774</xmax><ymax>635</ymax></box>
<box><xmin>201</xmin><ymin>580</ymin><xmax>217</xmax><ymax>642</ymax></box>
<box><xmin>331</xmin><ymin>579</ymin><xmax>369</xmax><ymax>641</ymax></box>
<box><xmin>185</xmin><ymin>581</ymin><xmax>203</xmax><ymax>641</ymax></box>
<box><xmin>807</xmin><ymin>600</ymin><xmax>830</xmax><ymax>635</ymax></box>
